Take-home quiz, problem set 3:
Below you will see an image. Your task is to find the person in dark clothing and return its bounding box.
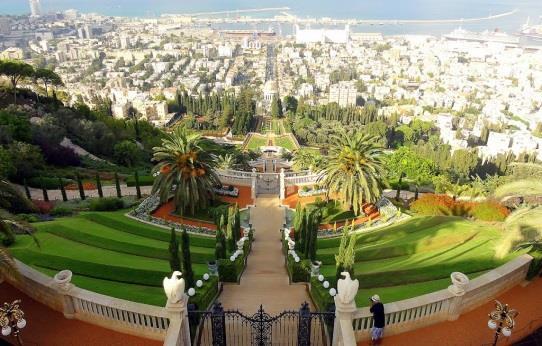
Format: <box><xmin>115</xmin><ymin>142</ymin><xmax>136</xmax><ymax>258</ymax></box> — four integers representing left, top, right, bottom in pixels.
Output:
<box><xmin>369</xmin><ymin>294</ymin><xmax>385</xmax><ymax>345</ymax></box>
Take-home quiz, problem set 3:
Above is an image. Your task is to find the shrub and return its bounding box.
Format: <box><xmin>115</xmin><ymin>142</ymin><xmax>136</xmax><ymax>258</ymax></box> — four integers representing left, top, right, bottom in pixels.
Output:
<box><xmin>40</xmin><ymin>143</ymin><xmax>81</xmax><ymax>167</ymax></box>
<box><xmin>15</xmin><ymin>214</ymin><xmax>40</xmax><ymax>223</ymax></box>
<box><xmin>287</xmin><ymin>257</ymin><xmax>311</xmax><ymax>282</ymax></box>
<box><xmin>188</xmin><ymin>275</ymin><xmax>219</xmax><ymax>310</ymax></box>
<box><xmin>50</xmin><ymin>206</ymin><xmax>73</xmax><ymax>217</ymax></box>
<box><xmin>89</xmin><ymin>197</ymin><xmax>124</xmax><ymax>211</ymax></box>
<box><xmin>7</xmin><ymin>141</ymin><xmax>45</xmax><ymax>180</ymax></box>
<box><xmin>33</xmin><ymin>200</ymin><xmax>55</xmax><ymax>214</ymax></box>
<box><xmin>126</xmin><ymin>175</ymin><xmax>154</xmax><ymax>187</ymax></box>
<box><xmin>470</xmin><ymin>201</ymin><xmax>509</xmax><ymax>222</ymax></box>
<box><xmin>410</xmin><ymin>194</ymin><xmax>456</xmax><ymax>216</ymax></box>
<box><xmin>218</xmin><ymin>256</ymin><xmax>244</xmax><ymax>282</ymax></box>
<box><xmin>28</xmin><ymin>177</ymin><xmax>74</xmax><ymax>189</ymax></box>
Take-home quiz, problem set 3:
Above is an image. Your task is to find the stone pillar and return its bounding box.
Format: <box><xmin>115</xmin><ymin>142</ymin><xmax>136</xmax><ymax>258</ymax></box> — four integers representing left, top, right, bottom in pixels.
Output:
<box><xmin>163</xmin><ymin>271</ymin><xmax>191</xmax><ymax>346</ymax></box>
<box><xmin>447</xmin><ymin>272</ymin><xmax>469</xmax><ymax>321</ymax></box>
<box><xmin>251</xmin><ymin>168</ymin><xmax>257</xmax><ymax>200</ymax></box>
<box><xmin>332</xmin><ymin>272</ymin><xmax>358</xmax><ymax>346</ymax></box>
<box><xmin>279</xmin><ymin>168</ymin><xmax>285</xmax><ymax>201</ymax></box>
<box><xmin>52</xmin><ymin>270</ymin><xmax>76</xmax><ymax>319</ymax></box>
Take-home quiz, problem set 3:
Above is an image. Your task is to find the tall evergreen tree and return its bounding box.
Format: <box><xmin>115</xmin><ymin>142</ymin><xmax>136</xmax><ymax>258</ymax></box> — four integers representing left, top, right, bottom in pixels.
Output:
<box><xmin>96</xmin><ymin>173</ymin><xmax>103</xmax><ymax>198</ymax></box>
<box><xmin>181</xmin><ymin>228</ymin><xmax>195</xmax><ymax>289</ymax></box>
<box><xmin>168</xmin><ymin>228</ymin><xmax>181</xmax><ymax>272</ymax></box>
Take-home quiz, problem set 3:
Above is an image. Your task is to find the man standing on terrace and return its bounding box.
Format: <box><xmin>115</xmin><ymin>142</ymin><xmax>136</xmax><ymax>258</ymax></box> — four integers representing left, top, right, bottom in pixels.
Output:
<box><xmin>370</xmin><ymin>294</ymin><xmax>385</xmax><ymax>345</ymax></box>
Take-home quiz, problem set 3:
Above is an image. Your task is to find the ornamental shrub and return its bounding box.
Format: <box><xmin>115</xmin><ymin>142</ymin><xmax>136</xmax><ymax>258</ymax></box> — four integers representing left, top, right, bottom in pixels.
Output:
<box><xmin>410</xmin><ymin>194</ymin><xmax>456</xmax><ymax>216</ymax></box>
<box><xmin>470</xmin><ymin>201</ymin><xmax>510</xmax><ymax>222</ymax></box>
<box><xmin>89</xmin><ymin>197</ymin><xmax>124</xmax><ymax>211</ymax></box>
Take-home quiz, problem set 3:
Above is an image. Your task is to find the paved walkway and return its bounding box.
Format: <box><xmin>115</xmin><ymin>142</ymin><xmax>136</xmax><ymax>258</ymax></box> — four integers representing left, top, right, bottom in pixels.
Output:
<box><xmin>21</xmin><ymin>184</ymin><xmax>152</xmax><ymax>201</ymax></box>
<box><xmin>0</xmin><ymin>282</ymin><xmax>160</xmax><ymax>346</ymax></box>
<box><xmin>357</xmin><ymin>277</ymin><xmax>542</xmax><ymax>346</ymax></box>
<box><xmin>217</xmin><ymin>195</ymin><xmax>313</xmax><ymax>315</ymax></box>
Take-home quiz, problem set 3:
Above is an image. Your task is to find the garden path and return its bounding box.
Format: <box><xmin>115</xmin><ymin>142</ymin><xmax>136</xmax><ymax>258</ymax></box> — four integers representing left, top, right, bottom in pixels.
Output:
<box><xmin>217</xmin><ymin>195</ymin><xmax>313</xmax><ymax>314</ymax></box>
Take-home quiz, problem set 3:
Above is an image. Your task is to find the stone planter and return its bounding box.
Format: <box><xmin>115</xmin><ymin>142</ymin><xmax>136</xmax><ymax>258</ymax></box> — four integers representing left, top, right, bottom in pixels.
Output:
<box><xmin>311</xmin><ymin>261</ymin><xmax>322</xmax><ymax>276</ymax></box>
<box><xmin>207</xmin><ymin>261</ymin><xmax>218</xmax><ymax>276</ymax></box>
<box><xmin>53</xmin><ymin>270</ymin><xmax>73</xmax><ymax>291</ymax></box>
<box><xmin>448</xmin><ymin>272</ymin><xmax>470</xmax><ymax>296</ymax></box>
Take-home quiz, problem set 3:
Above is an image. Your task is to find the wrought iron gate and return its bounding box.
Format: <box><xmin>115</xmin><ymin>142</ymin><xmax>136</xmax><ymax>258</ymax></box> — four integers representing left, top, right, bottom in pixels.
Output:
<box><xmin>256</xmin><ymin>173</ymin><xmax>280</xmax><ymax>196</ymax></box>
<box><xmin>189</xmin><ymin>303</ymin><xmax>334</xmax><ymax>346</ymax></box>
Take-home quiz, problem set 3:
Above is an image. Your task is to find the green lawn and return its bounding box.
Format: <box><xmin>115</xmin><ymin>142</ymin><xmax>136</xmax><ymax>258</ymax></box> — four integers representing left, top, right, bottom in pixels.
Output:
<box><xmin>246</xmin><ymin>135</ymin><xmax>268</xmax><ymax>150</ymax></box>
<box><xmin>10</xmin><ymin>211</ymin><xmax>217</xmax><ymax>307</ymax></box>
<box><xmin>315</xmin><ymin>215</ymin><xmax>527</xmax><ymax>307</ymax></box>
<box><xmin>274</xmin><ymin>135</ymin><xmax>297</xmax><ymax>151</ymax></box>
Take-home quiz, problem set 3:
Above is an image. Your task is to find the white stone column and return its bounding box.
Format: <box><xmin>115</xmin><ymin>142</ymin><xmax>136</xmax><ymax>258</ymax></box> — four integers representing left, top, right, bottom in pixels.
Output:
<box><xmin>52</xmin><ymin>270</ymin><xmax>76</xmax><ymax>319</ymax></box>
<box><xmin>332</xmin><ymin>272</ymin><xmax>358</xmax><ymax>346</ymax></box>
<box><xmin>163</xmin><ymin>271</ymin><xmax>191</xmax><ymax>346</ymax></box>
<box><xmin>279</xmin><ymin>168</ymin><xmax>285</xmax><ymax>200</ymax></box>
<box><xmin>251</xmin><ymin>168</ymin><xmax>257</xmax><ymax>200</ymax></box>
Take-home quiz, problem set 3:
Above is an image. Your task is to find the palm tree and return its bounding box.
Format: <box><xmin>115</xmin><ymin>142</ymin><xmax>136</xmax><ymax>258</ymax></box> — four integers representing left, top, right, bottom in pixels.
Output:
<box><xmin>151</xmin><ymin>127</ymin><xmax>221</xmax><ymax>216</ymax></box>
<box><xmin>216</xmin><ymin>153</ymin><xmax>235</xmax><ymax>170</ymax></box>
<box><xmin>0</xmin><ymin>245</ymin><xmax>17</xmax><ymax>280</ymax></box>
<box><xmin>317</xmin><ymin>131</ymin><xmax>385</xmax><ymax>216</ymax></box>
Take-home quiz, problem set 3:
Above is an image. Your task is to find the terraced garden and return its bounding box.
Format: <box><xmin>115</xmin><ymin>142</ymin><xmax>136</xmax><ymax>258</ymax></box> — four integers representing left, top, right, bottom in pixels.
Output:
<box><xmin>313</xmin><ymin>215</ymin><xmax>528</xmax><ymax>308</ymax></box>
<box><xmin>10</xmin><ymin>211</ymin><xmax>218</xmax><ymax>307</ymax></box>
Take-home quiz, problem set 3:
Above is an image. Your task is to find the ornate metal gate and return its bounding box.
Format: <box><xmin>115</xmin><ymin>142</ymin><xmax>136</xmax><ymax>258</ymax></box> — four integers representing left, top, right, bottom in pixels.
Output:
<box><xmin>189</xmin><ymin>303</ymin><xmax>334</xmax><ymax>346</ymax></box>
<box><xmin>256</xmin><ymin>173</ymin><xmax>280</xmax><ymax>196</ymax></box>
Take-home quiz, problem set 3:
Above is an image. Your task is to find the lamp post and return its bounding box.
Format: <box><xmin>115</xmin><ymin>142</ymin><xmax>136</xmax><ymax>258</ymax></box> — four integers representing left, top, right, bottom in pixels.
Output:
<box><xmin>487</xmin><ymin>300</ymin><xmax>518</xmax><ymax>346</ymax></box>
<box><xmin>0</xmin><ymin>300</ymin><xmax>26</xmax><ymax>346</ymax></box>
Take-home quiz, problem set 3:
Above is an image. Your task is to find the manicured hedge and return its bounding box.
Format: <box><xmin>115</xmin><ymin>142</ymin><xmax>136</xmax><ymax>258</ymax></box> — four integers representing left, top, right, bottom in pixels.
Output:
<box><xmin>20</xmin><ymin>251</ymin><xmax>169</xmax><ymax>286</ymax></box>
<box><xmin>126</xmin><ymin>175</ymin><xmax>154</xmax><ymax>187</ymax></box>
<box><xmin>309</xmin><ymin>277</ymin><xmax>335</xmax><ymax>311</ymax></box>
<box><xmin>89</xmin><ymin>198</ymin><xmax>125</xmax><ymax>212</ymax></box>
<box><xmin>410</xmin><ymin>194</ymin><xmax>458</xmax><ymax>216</ymax></box>
<box><xmin>27</xmin><ymin>177</ymin><xmax>74</xmax><ymax>189</ymax></box>
<box><xmin>81</xmin><ymin>213</ymin><xmax>216</xmax><ymax>248</ymax></box>
<box><xmin>218</xmin><ymin>238</ymin><xmax>252</xmax><ymax>282</ymax></box>
<box><xmin>188</xmin><ymin>275</ymin><xmax>219</xmax><ymax>310</ymax></box>
<box><xmin>286</xmin><ymin>257</ymin><xmax>311</xmax><ymax>283</ymax></box>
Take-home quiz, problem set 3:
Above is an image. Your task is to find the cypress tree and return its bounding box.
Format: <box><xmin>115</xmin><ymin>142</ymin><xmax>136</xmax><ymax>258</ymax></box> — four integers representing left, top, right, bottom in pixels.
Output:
<box><xmin>293</xmin><ymin>202</ymin><xmax>303</xmax><ymax>242</ymax></box>
<box><xmin>181</xmin><ymin>228</ymin><xmax>195</xmax><ymax>289</ymax></box>
<box><xmin>234</xmin><ymin>204</ymin><xmax>241</xmax><ymax>243</ymax></box>
<box><xmin>298</xmin><ymin>208</ymin><xmax>307</xmax><ymax>253</ymax></box>
<box><xmin>114</xmin><ymin>172</ymin><xmax>122</xmax><ymax>198</ymax></box>
<box><xmin>215</xmin><ymin>215</ymin><xmax>227</xmax><ymax>259</ymax></box>
<box><xmin>96</xmin><ymin>173</ymin><xmax>103</xmax><ymax>198</ymax></box>
<box><xmin>76</xmin><ymin>172</ymin><xmax>85</xmax><ymax>200</ymax></box>
<box><xmin>168</xmin><ymin>228</ymin><xmax>181</xmax><ymax>272</ymax></box>
<box><xmin>226</xmin><ymin>206</ymin><xmax>235</xmax><ymax>252</ymax></box>
<box><xmin>58</xmin><ymin>177</ymin><xmax>67</xmax><ymax>202</ymax></box>
<box><xmin>39</xmin><ymin>176</ymin><xmax>49</xmax><ymax>202</ymax></box>
<box><xmin>23</xmin><ymin>179</ymin><xmax>31</xmax><ymax>200</ymax></box>
<box><xmin>134</xmin><ymin>171</ymin><xmax>142</xmax><ymax>199</ymax></box>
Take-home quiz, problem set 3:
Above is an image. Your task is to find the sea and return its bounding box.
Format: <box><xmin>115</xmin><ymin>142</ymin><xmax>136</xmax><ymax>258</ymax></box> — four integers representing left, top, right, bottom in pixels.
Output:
<box><xmin>1</xmin><ymin>0</ymin><xmax>542</xmax><ymax>36</ymax></box>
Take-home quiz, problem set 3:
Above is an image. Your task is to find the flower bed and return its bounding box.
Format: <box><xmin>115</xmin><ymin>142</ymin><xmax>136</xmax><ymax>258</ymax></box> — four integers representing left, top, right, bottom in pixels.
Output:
<box><xmin>214</xmin><ymin>185</ymin><xmax>239</xmax><ymax>197</ymax></box>
<box><xmin>65</xmin><ymin>182</ymin><xmax>97</xmax><ymax>190</ymax></box>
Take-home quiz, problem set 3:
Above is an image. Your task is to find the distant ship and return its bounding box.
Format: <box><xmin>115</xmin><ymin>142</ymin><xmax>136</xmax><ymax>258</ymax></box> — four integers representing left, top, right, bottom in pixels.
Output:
<box><xmin>444</xmin><ymin>27</ymin><xmax>520</xmax><ymax>45</ymax></box>
<box><xmin>519</xmin><ymin>17</ymin><xmax>542</xmax><ymax>42</ymax></box>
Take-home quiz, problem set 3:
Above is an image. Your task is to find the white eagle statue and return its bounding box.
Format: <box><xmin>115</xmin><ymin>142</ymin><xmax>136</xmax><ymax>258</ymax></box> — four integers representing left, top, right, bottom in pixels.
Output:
<box><xmin>336</xmin><ymin>272</ymin><xmax>359</xmax><ymax>306</ymax></box>
<box><xmin>163</xmin><ymin>271</ymin><xmax>185</xmax><ymax>304</ymax></box>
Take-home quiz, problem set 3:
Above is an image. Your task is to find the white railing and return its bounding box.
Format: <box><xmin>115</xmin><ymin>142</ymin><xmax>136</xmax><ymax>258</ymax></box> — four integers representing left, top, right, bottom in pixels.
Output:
<box><xmin>70</xmin><ymin>287</ymin><xmax>170</xmax><ymax>339</ymax></box>
<box><xmin>217</xmin><ymin>169</ymin><xmax>253</xmax><ymax>186</ymax></box>
<box><xmin>7</xmin><ymin>260</ymin><xmax>171</xmax><ymax>341</ymax></box>
<box><xmin>284</xmin><ymin>173</ymin><xmax>319</xmax><ymax>186</ymax></box>
<box><xmin>351</xmin><ymin>254</ymin><xmax>533</xmax><ymax>341</ymax></box>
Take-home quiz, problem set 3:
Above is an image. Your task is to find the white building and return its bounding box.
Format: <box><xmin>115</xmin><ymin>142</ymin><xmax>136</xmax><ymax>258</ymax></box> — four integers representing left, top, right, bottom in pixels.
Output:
<box><xmin>29</xmin><ymin>0</ymin><xmax>41</xmax><ymax>17</ymax></box>
<box><xmin>485</xmin><ymin>132</ymin><xmax>512</xmax><ymax>156</ymax></box>
<box><xmin>329</xmin><ymin>81</ymin><xmax>357</xmax><ymax>107</ymax></box>
<box><xmin>295</xmin><ymin>25</ymin><xmax>350</xmax><ymax>45</ymax></box>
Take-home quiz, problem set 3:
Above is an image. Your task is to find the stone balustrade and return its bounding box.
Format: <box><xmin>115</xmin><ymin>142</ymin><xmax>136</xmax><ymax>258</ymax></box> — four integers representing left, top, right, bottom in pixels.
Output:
<box><xmin>7</xmin><ymin>260</ymin><xmax>173</xmax><ymax>341</ymax></box>
<box><xmin>284</xmin><ymin>173</ymin><xmax>319</xmax><ymax>187</ymax></box>
<box><xmin>349</xmin><ymin>254</ymin><xmax>533</xmax><ymax>342</ymax></box>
